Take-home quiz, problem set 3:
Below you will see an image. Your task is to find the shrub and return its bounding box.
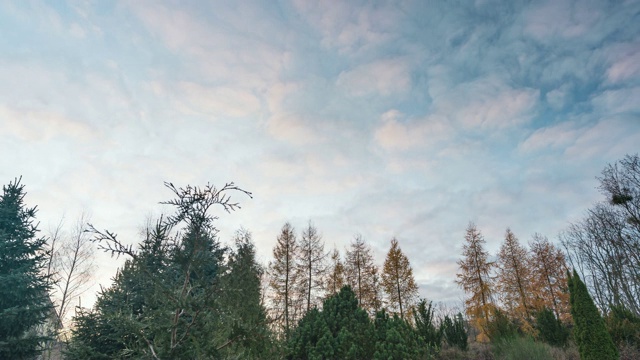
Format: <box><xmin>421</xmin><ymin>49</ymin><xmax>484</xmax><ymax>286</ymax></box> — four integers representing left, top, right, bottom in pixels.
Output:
<box><xmin>535</xmin><ymin>307</ymin><xmax>569</xmax><ymax>347</ymax></box>
<box><xmin>492</xmin><ymin>337</ymin><xmax>551</xmax><ymax>360</ymax></box>
<box><xmin>441</xmin><ymin>313</ymin><xmax>468</xmax><ymax>351</ymax></box>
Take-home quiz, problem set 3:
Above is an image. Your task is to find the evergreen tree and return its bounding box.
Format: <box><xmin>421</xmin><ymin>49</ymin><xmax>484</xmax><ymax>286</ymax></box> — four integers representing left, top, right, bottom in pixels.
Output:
<box><xmin>66</xmin><ymin>182</ymin><xmax>253</xmax><ymax>359</ymax></box>
<box><xmin>287</xmin><ymin>286</ymin><xmax>374</xmax><ymax>360</ymax></box>
<box><xmin>0</xmin><ymin>178</ymin><xmax>52</xmax><ymax>359</ymax></box>
<box><xmin>373</xmin><ymin>310</ymin><xmax>420</xmax><ymax>360</ymax></box>
<box><xmin>381</xmin><ymin>238</ymin><xmax>418</xmax><ymax>321</ymax></box>
<box><xmin>456</xmin><ymin>222</ymin><xmax>495</xmax><ymax>342</ymax></box>
<box><xmin>413</xmin><ymin>299</ymin><xmax>443</xmax><ymax>351</ymax></box>
<box><xmin>218</xmin><ymin>229</ymin><xmax>274</xmax><ymax>358</ymax></box>
<box><xmin>568</xmin><ymin>270</ymin><xmax>618</xmax><ymax>360</ymax></box>
<box><xmin>441</xmin><ymin>313</ymin><xmax>468</xmax><ymax>351</ymax></box>
<box><xmin>535</xmin><ymin>307</ymin><xmax>568</xmax><ymax>347</ymax></box>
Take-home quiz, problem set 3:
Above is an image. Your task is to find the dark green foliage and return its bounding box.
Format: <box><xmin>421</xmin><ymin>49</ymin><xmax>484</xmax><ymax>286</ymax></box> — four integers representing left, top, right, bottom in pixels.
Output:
<box><xmin>217</xmin><ymin>229</ymin><xmax>275</xmax><ymax>358</ymax></box>
<box><xmin>441</xmin><ymin>313</ymin><xmax>468</xmax><ymax>351</ymax></box>
<box><xmin>535</xmin><ymin>307</ymin><xmax>569</xmax><ymax>347</ymax></box>
<box><xmin>0</xmin><ymin>178</ymin><xmax>52</xmax><ymax>359</ymax></box>
<box><xmin>486</xmin><ymin>308</ymin><xmax>518</xmax><ymax>342</ymax></box>
<box><xmin>605</xmin><ymin>305</ymin><xmax>640</xmax><ymax>348</ymax></box>
<box><xmin>568</xmin><ymin>270</ymin><xmax>618</xmax><ymax>360</ymax></box>
<box><xmin>287</xmin><ymin>286</ymin><xmax>375</xmax><ymax>360</ymax></box>
<box><xmin>373</xmin><ymin>310</ymin><xmax>421</xmax><ymax>360</ymax></box>
<box><xmin>413</xmin><ymin>299</ymin><xmax>443</xmax><ymax>351</ymax></box>
<box><xmin>66</xmin><ymin>182</ymin><xmax>266</xmax><ymax>359</ymax></box>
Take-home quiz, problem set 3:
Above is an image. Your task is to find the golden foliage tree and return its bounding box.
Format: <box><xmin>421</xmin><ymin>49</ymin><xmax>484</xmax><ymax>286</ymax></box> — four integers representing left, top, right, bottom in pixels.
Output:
<box><xmin>345</xmin><ymin>234</ymin><xmax>378</xmax><ymax>315</ymax></box>
<box><xmin>267</xmin><ymin>222</ymin><xmax>300</xmax><ymax>338</ymax></box>
<box><xmin>456</xmin><ymin>222</ymin><xmax>495</xmax><ymax>342</ymax></box>
<box><xmin>325</xmin><ymin>248</ymin><xmax>345</xmax><ymax>298</ymax></box>
<box><xmin>381</xmin><ymin>238</ymin><xmax>419</xmax><ymax>321</ymax></box>
<box><xmin>496</xmin><ymin>228</ymin><xmax>536</xmax><ymax>334</ymax></box>
<box><xmin>529</xmin><ymin>234</ymin><xmax>570</xmax><ymax>323</ymax></box>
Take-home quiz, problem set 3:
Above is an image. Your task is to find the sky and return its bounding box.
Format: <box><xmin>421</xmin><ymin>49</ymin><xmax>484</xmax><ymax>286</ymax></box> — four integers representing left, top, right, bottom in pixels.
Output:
<box><xmin>1</xmin><ymin>0</ymin><xmax>639</xmax><ymax>309</ymax></box>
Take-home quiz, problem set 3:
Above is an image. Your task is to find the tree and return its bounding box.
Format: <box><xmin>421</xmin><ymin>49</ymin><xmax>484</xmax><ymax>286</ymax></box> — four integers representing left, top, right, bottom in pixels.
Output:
<box><xmin>344</xmin><ymin>234</ymin><xmax>379</xmax><ymax>316</ymax></box>
<box><xmin>529</xmin><ymin>234</ymin><xmax>570</xmax><ymax>323</ymax></box>
<box><xmin>381</xmin><ymin>238</ymin><xmax>419</xmax><ymax>321</ymax></box>
<box><xmin>373</xmin><ymin>310</ymin><xmax>420</xmax><ymax>360</ymax></box>
<box><xmin>441</xmin><ymin>313</ymin><xmax>468</xmax><ymax>351</ymax></box>
<box><xmin>217</xmin><ymin>228</ymin><xmax>274</xmax><ymax>358</ymax></box>
<box><xmin>496</xmin><ymin>228</ymin><xmax>535</xmax><ymax>334</ymax></box>
<box><xmin>66</xmin><ymin>182</ymin><xmax>253</xmax><ymax>359</ymax></box>
<box><xmin>325</xmin><ymin>248</ymin><xmax>345</xmax><ymax>298</ymax></box>
<box><xmin>456</xmin><ymin>222</ymin><xmax>495</xmax><ymax>342</ymax></box>
<box><xmin>535</xmin><ymin>307</ymin><xmax>568</xmax><ymax>347</ymax></box>
<box><xmin>568</xmin><ymin>269</ymin><xmax>618</xmax><ymax>360</ymax></box>
<box><xmin>287</xmin><ymin>286</ymin><xmax>374</xmax><ymax>360</ymax></box>
<box><xmin>297</xmin><ymin>222</ymin><xmax>327</xmax><ymax>313</ymax></box>
<box><xmin>46</xmin><ymin>214</ymin><xmax>95</xmax><ymax>334</ymax></box>
<box><xmin>0</xmin><ymin>178</ymin><xmax>52</xmax><ymax>359</ymax></box>
<box><xmin>413</xmin><ymin>299</ymin><xmax>443</xmax><ymax>351</ymax></box>
<box><xmin>268</xmin><ymin>222</ymin><xmax>301</xmax><ymax>339</ymax></box>
<box><xmin>562</xmin><ymin>154</ymin><xmax>640</xmax><ymax>315</ymax></box>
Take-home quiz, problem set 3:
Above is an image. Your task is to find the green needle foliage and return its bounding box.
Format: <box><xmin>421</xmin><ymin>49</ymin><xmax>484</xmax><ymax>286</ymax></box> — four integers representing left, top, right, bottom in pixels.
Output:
<box><xmin>0</xmin><ymin>178</ymin><xmax>52</xmax><ymax>360</ymax></box>
<box><xmin>535</xmin><ymin>307</ymin><xmax>568</xmax><ymax>347</ymax></box>
<box><xmin>568</xmin><ymin>269</ymin><xmax>618</xmax><ymax>360</ymax></box>
<box><xmin>287</xmin><ymin>286</ymin><xmax>375</xmax><ymax>360</ymax></box>
<box><xmin>442</xmin><ymin>313</ymin><xmax>468</xmax><ymax>351</ymax></box>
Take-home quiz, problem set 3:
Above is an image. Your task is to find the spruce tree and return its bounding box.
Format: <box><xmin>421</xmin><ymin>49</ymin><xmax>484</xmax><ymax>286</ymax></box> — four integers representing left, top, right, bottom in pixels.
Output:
<box><xmin>568</xmin><ymin>270</ymin><xmax>618</xmax><ymax>360</ymax></box>
<box><xmin>0</xmin><ymin>178</ymin><xmax>52</xmax><ymax>359</ymax></box>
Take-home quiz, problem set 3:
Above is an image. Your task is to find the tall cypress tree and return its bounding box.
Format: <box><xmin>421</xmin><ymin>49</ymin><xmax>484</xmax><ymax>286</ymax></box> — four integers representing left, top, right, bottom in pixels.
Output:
<box><xmin>568</xmin><ymin>270</ymin><xmax>618</xmax><ymax>360</ymax></box>
<box><xmin>0</xmin><ymin>178</ymin><xmax>52</xmax><ymax>359</ymax></box>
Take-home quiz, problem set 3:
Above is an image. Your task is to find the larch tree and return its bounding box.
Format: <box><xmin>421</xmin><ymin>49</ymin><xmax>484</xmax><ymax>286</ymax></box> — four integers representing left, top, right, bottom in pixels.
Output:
<box><xmin>456</xmin><ymin>222</ymin><xmax>495</xmax><ymax>342</ymax></box>
<box><xmin>345</xmin><ymin>234</ymin><xmax>378</xmax><ymax>315</ymax></box>
<box><xmin>325</xmin><ymin>248</ymin><xmax>345</xmax><ymax>298</ymax></box>
<box><xmin>496</xmin><ymin>228</ymin><xmax>536</xmax><ymax>335</ymax></box>
<box><xmin>0</xmin><ymin>178</ymin><xmax>52</xmax><ymax>360</ymax></box>
<box><xmin>267</xmin><ymin>222</ymin><xmax>300</xmax><ymax>339</ymax></box>
<box><xmin>529</xmin><ymin>234</ymin><xmax>570</xmax><ymax>323</ymax></box>
<box><xmin>296</xmin><ymin>221</ymin><xmax>327</xmax><ymax>313</ymax></box>
<box><xmin>381</xmin><ymin>238</ymin><xmax>419</xmax><ymax>321</ymax></box>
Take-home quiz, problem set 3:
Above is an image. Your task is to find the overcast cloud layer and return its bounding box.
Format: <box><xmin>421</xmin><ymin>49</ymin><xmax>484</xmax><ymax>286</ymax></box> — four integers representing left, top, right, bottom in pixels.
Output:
<box><xmin>1</xmin><ymin>0</ymin><xmax>639</xmax><ymax>307</ymax></box>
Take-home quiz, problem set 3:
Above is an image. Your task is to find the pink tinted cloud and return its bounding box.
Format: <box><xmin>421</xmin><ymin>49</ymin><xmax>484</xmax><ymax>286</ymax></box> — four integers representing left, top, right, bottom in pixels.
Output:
<box><xmin>337</xmin><ymin>58</ymin><xmax>412</xmax><ymax>97</ymax></box>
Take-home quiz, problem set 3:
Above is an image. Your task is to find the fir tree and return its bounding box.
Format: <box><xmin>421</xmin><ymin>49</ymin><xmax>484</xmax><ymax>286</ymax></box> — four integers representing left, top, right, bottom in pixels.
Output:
<box><xmin>0</xmin><ymin>178</ymin><xmax>52</xmax><ymax>359</ymax></box>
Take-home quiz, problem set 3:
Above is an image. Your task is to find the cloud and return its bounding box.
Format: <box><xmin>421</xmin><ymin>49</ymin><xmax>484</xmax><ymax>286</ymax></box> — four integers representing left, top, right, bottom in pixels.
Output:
<box><xmin>337</xmin><ymin>58</ymin><xmax>412</xmax><ymax>97</ymax></box>
<box><xmin>374</xmin><ymin>110</ymin><xmax>453</xmax><ymax>151</ymax></box>
<box><xmin>431</xmin><ymin>75</ymin><xmax>539</xmax><ymax>130</ymax></box>
<box><xmin>172</xmin><ymin>82</ymin><xmax>262</xmax><ymax>118</ymax></box>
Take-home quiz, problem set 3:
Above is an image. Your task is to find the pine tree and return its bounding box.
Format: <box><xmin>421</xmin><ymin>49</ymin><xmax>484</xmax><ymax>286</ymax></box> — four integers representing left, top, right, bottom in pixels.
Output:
<box><xmin>456</xmin><ymin>222</ymin><xmax>495</xmax><ymax>342</ymax></box>
<box><xmin>568</xmin><ymin>270</ymin><xmax>618</xmax><ymax>360</ymax></box>
<box><xmin>373</xmin><ymin>310</ymin><xmax>420</xmax><ymax>360</ymax></box>
<box><xmin>344</xmin><ymin>234</ymin><xmax>378</xmax><ymax>315</ymax></box>
<box><xmin>529</xmin><ymin>234</ymin><xmax>570</xmax><ymax>323</ymax></box>
<box><xmin>287</xmin><ymin>286</ymin><xmax>375</xmax><ymax>360</ymax></box>
<box><xmin>496</xmin><ymin>228</ymin><xmax>535</xmax><ymax>334</ymax></box>
<box><xmin>268</xmin><ymin>222</ymin><xmax>300</xmax><ymax>339</ymax></box>
<box><xmin>381</xmin><ymin>238</ymin><xmax>419</xmax><ymax>321</ymax></box>
<box><xmin>413</xmin><ymin>299</ymin><xmax>443</xmax><ymax>351</ymax></box>
<box><xmin>325</xmin><ymin>248</ymin><xmax>345</xmax><ymax>298</ymax></box>
<box><xmin>297</xmin><ymin>222</ymin><xmax>327</xmax><ymax>313</ymax></box>
<box><xmin>0</xmin><ymin>178</ymin><xmax>52</xmax><ymax>359</ymax></box>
